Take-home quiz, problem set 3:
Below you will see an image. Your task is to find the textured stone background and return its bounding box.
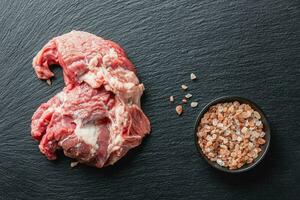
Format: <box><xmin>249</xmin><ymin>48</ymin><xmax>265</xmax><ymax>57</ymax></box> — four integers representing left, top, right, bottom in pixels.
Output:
<box><xmin>0</xmin><ymin>0</ymin><xmax>299</xmax><ymax>199</ymax></box>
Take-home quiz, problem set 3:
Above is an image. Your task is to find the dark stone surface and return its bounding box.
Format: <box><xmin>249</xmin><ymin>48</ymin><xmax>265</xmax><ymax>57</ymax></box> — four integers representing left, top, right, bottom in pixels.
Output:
<box><xmin>0</xmin><ymin>0</ymin><xmax>299</xmax><ymax>199</ymax></box>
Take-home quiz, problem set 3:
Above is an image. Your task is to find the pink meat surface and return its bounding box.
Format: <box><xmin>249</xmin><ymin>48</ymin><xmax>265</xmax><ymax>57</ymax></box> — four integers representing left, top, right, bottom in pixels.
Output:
<box><xmin>33</xmin><ymin>30</ymin><xmax>144</xmax><ymax>105</ymax></box>
<box><xmin>31</xmin><ymin>31</ymin><xmax>150</xmax><ymax>168</ymax></box>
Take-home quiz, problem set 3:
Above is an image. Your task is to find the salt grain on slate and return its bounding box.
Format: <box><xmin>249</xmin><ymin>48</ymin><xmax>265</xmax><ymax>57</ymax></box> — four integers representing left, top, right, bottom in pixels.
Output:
<box><xmin>46</xmin><ymin>79</ymin><xmax>52</xmax><ymax>85</ymax></box>
<box><xmin>170</xmin><ymin>96</ymin><xmax>174</xmax><ymax>102</ymax></box>
<box><xmin>181</xmin><ymin>84</ymin><xmax>188</xmax><ymax>90</ymax></box>
<box><xmin>190</xmin><ymin>73</ymin><xmax>197</xmax><ymax>80</ymax></box>
<box><xmin>70</xmin><ymin>162</ymin><xmax>79</xmax><ymax>168</ymax></box>
<box><xmin>185</xmin><ymin>93</ymin><xmax>192</xmax><ymax>99</ymax></box>
<box><xmin>176</xmin><ymin>105</ymin><xmax>183</xmax><ymax>115</ymax></box>
<box><xmin>191</xmin><ymin>102</ymin><xmax>198</xmax><ymax>107</ymax></box>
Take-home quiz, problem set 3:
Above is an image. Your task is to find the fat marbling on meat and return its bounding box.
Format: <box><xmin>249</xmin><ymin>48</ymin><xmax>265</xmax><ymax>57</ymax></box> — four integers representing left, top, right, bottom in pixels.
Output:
<box><xmin>31</xmin><ymin>31</ymin><xmax>150</xmax><ymax>168</ymax></box>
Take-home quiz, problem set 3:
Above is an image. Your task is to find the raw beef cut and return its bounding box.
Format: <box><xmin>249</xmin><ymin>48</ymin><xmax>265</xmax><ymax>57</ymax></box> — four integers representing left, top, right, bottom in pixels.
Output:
<box><xmin>33</xmin><ymin>31</ymin><xmax>144</xmax><ymax>106</ymax></box>
<box><xmin>31</xmin><ymin>31</ymin><xmax>150</xmax><ymax>168</ymax></box>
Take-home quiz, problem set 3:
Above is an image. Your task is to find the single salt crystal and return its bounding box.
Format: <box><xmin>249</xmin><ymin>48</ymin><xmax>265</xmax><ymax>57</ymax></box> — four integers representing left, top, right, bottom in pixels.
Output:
<box><xmin>204</xmin><ymin>124</ymin><xmax>210</xmax><ymax>130</ymax></box>
<box><xmin>190</xmin><ymin>73</ymin><xmax>197</xmax><ymax>80</ymax></box>
<box><xmin>255</xmin><ymin>121</ymin><xmax>262</xmax><ymax>126</ymax></box>
<box><xmin>217</xmin><ymin>123</ymin><xmax>224</xmax><ymax>128</ymax></box>
<box><xmin>181</xmin><ymin>84</ymin><xmax>188</xmax><ymax>90</ymax></box>
<box><xmin>248</xmin><ymin>142</ymin><xmax>254</xmax><ymax>149</ymax></box>
<box><xmin>237</xmin><ymin>136</ymin><xmax>242</xmax><ymax>142</ymax></box>
<box><xmin>253</xmin><ymin>153</ymin><xmax>258</xmax><ymax>159</ymax></box>
<box><xmin>234</xmin><ymin>119</ymin><xmax>240</xmax><ymax>126</ymax></box>
<box><xmin>241</xmin><ymin>127</ymin><xmax>248</xmax><ymax>134</ymax></box>
<box><xmin>253</xmin><ymin>111</ymin><xmax>261</xmax><ymax>119</ymax></box>
<box><xmin>191</xmin><ymin>102</ymin><xmax>198</xmax><ymax>107</ymax></box>
<box><xmin>222</xmin><ymin>125</ymin><xmax>228</xmax><ymax>131</ymax></box>
<box><xmin>217</xmin><ymin>106</ymin><xmax>223</xmax><ymax>113</ymax></box>
<box><xmin>212</xmin><ymin>134</ymin><xmax>217</xmax><ymax>140</ymax></box>
<box><xmin>70</xmin><ymin>161</ymin><xmax>79</xmax><ymax>168</ymax></box>
<box><xmin>245</xmin><ymin>120</ymin><xmax>249</xmax><ymax>127</ymax></box>
<box><xmin>223</xmin><ymin>138</ymin><xmax>228</xmax><ymax>144</ymax></box>
<box><xmin>46</xmin><ymin>79</ymin><xmax>52</xmax><ymax>85</ymax></box>
<box><xmin>224</xmin><ymin>130</ymin><xmax>231</xmax><ymax>136</ymax></box>
<box><xmin>185</xmin><ymin>93</ymin><xmax>192</xmax><ymax>98</ymax></box>
<box><xmin>207</xmin><ymin>136</ymin><xmax>213</xmax><ymax>141</ymax></box>
<box><xmin>212</xmin><ymin>119</ymin><xmax>218</xmax><ymax>126</ymax></box>
<box><xmin>169</xmin><ymin>96</ymin><xmax>174</xmax><ymax>102</ymax></box>
<box><xmin>254</xmin><ymin>131</ymin><xmax>260</xmax><ymax>138</ymax></box>
<box><xmin>176</xmin><ymin>105</ymin><xmax>183</xmax><ymax>115</ymax></box>
<box><xmin>216</xmin><ymin>159</ymin><xmax>225</xmax><ymax>166</ymax></box>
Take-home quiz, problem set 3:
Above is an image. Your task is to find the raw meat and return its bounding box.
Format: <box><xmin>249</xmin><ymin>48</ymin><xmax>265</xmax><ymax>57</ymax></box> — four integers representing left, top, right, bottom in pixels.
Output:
<box><xmin>33</xmin><ymin>31</ymin><xmax>143</xmax><ymax>106</ymax></box>
<box><xmin>31</xmin><ymin>31</ymin><xmax>150</xmax><ymax>168</ymax></box>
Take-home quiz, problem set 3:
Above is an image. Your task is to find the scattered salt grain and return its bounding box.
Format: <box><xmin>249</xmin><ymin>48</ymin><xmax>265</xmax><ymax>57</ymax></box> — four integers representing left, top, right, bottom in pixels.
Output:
<box><xmin>181</xmin><ymin>84</ymin><xmax>188</xmax><ymax>90</ymax></box>
<box><xmin>185</xmin><ymin>93</ymin><xmax>192</xmax><ymax>99</ymax></box>
<box><xmin>70</xmin><ymin>162</ymin><xmax>79</xmax><ymax>168</ymax></box>
<box><xmin>190</xmin><ymin>73</ymin><xmax>197</xmax><ymax>80</ymax></box>
<box><xmin>191</xmin><ymin>102</ymin><xmax>198</xmax><ymax>108</ymax></box>
<box><xmin>46</xmin><ymin>79</ymin><xmax>52</xmax><ymax>85</ymax></box>
<box><xmin>176</xmin><ymin>105</ymin><xmax>183</xmax><ymax>115</ymax></box>
<box><xmin>169</xmin><ymin>96</ymin><xmax>174</xmax><ymax>102</ymax></box>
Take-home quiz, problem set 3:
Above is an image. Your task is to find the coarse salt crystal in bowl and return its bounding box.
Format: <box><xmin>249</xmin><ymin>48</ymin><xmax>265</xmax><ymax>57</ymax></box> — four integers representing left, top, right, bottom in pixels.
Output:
<box><xmin>194</xmin><ymin>96</ymin><xmax>271</xmax><ymax>173</ymax></box>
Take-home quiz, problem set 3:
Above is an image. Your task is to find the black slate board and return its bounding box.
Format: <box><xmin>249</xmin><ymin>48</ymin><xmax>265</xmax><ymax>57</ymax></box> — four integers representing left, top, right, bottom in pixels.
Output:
<box><xmin>0</xmin><ymin>0</ymin><xmax>300</xmax><ymax>199</ymax></box>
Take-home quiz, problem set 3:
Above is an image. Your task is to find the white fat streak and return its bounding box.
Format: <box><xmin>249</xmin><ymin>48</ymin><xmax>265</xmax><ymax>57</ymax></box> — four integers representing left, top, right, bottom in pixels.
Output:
<box><xmin>79</xmin><ymin>59</ymin><xmax>141</xmax><ymax>96</ymax></box>
<box><xmin>106</xmin><ymin>103</ymin><xmax>127</xmax><ymax>155</ymax></box>
<box><xmin>59</xmin><ymin>135</ymin><xmax>71</xmax><ymax>145</ymax></box>
<box><xmin>53</xmin><ymin>91</ymin><xmax>66</xmax><ymax>113</ymax></box>
<box><xmin>108</xmin><ymin>48</ymin><xmax>118</xmax><ymax>59</ymax></box>
<box><xmin>109</xmin><ymin>134</ymin><xmax>123</xmax><ymax>152</ymax></box>
<box><xmin>123</xmin><ymin>82</ymin><xmax>135</xmax><ymax>90</ymax></box>
<box><xmin>79</xmin><ymin>72</ymin><xmax>99</xmax><ymax>88</ymax></box>
<box><xmin>74</xmin><ymin>119</ymin><xmax>99</xmax><ymax>150</ymax></box>
<box><xmin>89</xmin><ymin>56</ymin><xmax>98</xmax><ymax>68</ymax></box>
<box><xmin>98</xmin><ymin>66</ymin><xmax>144</xmax><ymax>106</ymax></box>
<box><xmin>56</xmin><ymin>91</ymin><xmax>65</xmax><ymax>102</ymax></box>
